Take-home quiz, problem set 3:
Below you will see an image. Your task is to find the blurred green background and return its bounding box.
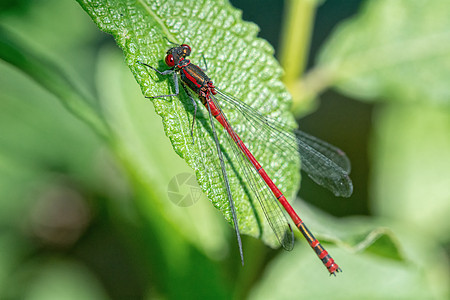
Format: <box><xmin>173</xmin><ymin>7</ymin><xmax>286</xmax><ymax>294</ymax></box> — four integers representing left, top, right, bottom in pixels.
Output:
<box><xmin>0</xmin><ymin>0</ymin><xmax>449</xmax><ymax>299</ymax></box>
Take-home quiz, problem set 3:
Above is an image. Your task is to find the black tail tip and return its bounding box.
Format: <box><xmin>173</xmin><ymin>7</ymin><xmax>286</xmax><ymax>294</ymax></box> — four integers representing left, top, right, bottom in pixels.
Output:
<box><xmin>329</xmin><ymin>266</ymin><xmax>342</xmax><ymax>277</ymax></box>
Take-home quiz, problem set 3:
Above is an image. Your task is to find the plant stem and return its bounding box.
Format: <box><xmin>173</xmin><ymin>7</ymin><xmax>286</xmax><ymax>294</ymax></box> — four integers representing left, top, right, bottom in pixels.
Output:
<box><xmin>279</xmin><ymin>0</ymin><xmax>319</xmax><ymax>113</ymax></box>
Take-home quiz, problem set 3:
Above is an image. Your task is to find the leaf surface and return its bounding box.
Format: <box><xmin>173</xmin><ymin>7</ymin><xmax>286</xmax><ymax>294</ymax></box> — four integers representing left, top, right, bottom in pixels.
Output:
<box><xmin>77</xmin><ymin>0</ymin><xmax>300</xmax><ymax>247</ymax></box>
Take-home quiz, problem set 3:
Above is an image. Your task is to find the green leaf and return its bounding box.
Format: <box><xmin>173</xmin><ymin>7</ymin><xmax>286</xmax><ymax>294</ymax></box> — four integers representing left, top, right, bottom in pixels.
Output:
<box><xmin>372</xmin><ymin>103</ymin><xmax>450</xmax><ymax>240</ymax></box>
<box><xmin>95</xmin><ymin>45</ymin><xmax>229</xmax><ymax>261</ymax></box>
<box><xmin>248</xmin><ymin>202</ymin><xmax>442</xmax><ymax>299</ymax></box>
<box><xmin>317</xmin><ymin>0</ymin><xmax>450</xmax><ymax>106</ymax></box>
<box><xmin>0</xmin><ymin>60</ymin><xmax>104</xmax><ymax>227</ymax></box>
<box><xmin>293</xmin><ymin>201</ymin><xmax>403</xmax><ymax>261</ymax></box>
<box><xmin>0</xmin><ymin>27</ymin><xmax>111</xmax><ymax>142</ymax></box>
<box><xmin>249</xmin><ymin>245</ymin><xmax>436</xmax><ymax>299</ymax></box>
<box><xmin>77</xmin><ymin>0</ymin><xmax>300</xmax><ymax>248</ymax></box>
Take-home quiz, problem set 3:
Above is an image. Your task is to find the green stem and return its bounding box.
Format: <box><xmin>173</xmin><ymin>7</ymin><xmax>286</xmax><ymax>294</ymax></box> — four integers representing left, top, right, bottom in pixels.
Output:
<box><xmin>280</xmin><ymin>0</ymin><xmax>316</xmax><ymax>80</ymax></box>
<box><xmin>279</xmin><ymin>0</ymin><xmax>318</xmax><ymax>112</ymax></box>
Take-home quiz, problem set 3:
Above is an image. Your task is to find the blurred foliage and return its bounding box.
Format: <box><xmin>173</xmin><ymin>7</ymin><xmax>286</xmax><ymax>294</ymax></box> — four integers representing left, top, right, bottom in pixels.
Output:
<box><xmin>0</xmin><ymin>0</ymin><xmax>449</xmax><ymax>300</ymax></box>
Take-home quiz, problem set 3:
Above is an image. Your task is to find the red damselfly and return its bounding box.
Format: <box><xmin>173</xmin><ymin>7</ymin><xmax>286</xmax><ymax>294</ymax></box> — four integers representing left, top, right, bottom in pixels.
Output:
<box><xmin>138</xmin><ymin>43</ymin><xmax>353</xmax><ymax>275</ymax></box>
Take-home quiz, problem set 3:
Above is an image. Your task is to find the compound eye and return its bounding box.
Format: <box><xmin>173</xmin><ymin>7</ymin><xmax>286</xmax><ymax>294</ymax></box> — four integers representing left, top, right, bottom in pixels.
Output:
<box><xmin>165</xmin><ymin>54</ymin><xmax>175</xmax><ymax>67</ymax></box>
<box><xmin>181</xmin><ymin>44</ymin><xmax>191</xmax><ymax>56</ymax></box>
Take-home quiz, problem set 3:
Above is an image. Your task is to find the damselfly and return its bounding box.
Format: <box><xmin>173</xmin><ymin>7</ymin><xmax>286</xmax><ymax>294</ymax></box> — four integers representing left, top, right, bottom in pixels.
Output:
<box><xmin>138</xmin><ymin>43</ymin><xmax>353</xmax><ymax>275</ymax></box>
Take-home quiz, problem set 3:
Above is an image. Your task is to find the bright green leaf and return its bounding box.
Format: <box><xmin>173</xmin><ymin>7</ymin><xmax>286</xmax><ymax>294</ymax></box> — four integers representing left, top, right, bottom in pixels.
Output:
<box><xmin>77</xmin><ymin>0</ymin><xmax>300</xmax><ymax>248</ymax></box>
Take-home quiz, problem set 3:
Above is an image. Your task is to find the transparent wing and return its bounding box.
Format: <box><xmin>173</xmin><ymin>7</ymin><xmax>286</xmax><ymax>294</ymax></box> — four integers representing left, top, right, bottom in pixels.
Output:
<box><xmin>210</xmin><ymin>94</ymin><xmax>295</xmax><ymax>251</ymax></box>
<box><xmin>203</xmin><ymin>97</ymin><xmax>244</xmax><ymax>263</ymax></box>
<box><xmin>215</xmin><ymin>89</ymin><xmax>353</xmax><ymax>198</ymax></box>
